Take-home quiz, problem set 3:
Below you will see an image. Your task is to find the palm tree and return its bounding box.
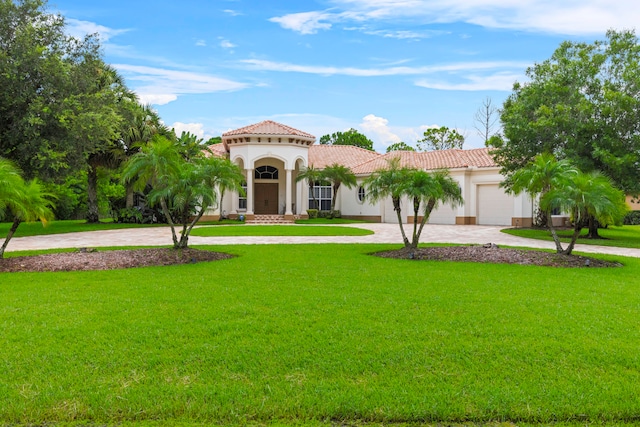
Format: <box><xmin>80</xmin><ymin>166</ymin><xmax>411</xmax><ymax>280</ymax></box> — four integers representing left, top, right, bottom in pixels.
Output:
<box><xmin>296</xmin><ymin>165</ymin><xmax>323</xmax><ymax>210</ymax></box>
<box><xmin>402</xmin><ymin>169</ymin><xmax>463</xmax><ymax>251</ymax></box>
<box><xmin>0</xmin><ymin>158</ymin><xmax>55</xmax><ymax>258</ymax></box>
<box><xmin>122</xmin><ymin>135</ymin><xmax>183</xmax><ymax>247</ymax></box>
<box><xmin>506</xmin><ymin>153</ymin><xmax>578</xmax><ymax>253</ymax></box>
<box><xmin>364</xmin><ymin>157</ymin><xmax>412</xmax><ymax>246</ymax></box>
<box><xmin>320</xmin><ymin>163</ymin><xmax>357</xmax><ymax>212</ymax></box>
<box><xmin>544</xmin><ymin>170</ymin><xmax>628</xmax><ymax>255</ymax></box>
<box><xmin>122</xmin><ymin>136</ymin><xmax>244</xmax><ymax>249</ymax></box>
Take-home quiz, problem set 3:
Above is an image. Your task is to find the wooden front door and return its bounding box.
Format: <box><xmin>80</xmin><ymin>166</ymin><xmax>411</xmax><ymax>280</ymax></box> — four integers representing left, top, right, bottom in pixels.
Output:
<box><xmin>254</xmin><ymin>183</ymin><xmax>279</xmax><ymax>214</ymax></box>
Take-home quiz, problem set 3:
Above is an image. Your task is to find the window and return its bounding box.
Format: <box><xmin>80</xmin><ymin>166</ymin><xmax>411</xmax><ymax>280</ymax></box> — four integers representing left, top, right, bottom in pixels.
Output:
<box><xmin>255</xmin><ymin>165</ymin><xmax>278</xmax><ymax>180</ymax></box>
<box><xmin>309</xmin><ymin>181</ymin><xmax>332</xmax><ymax>211</ymax></box>
<box><xmin>238</xmin><ymin>181</ymin><xmax>247</xmax><ymax>210</ymax></box>
<box><xmin>357</xmin><ymin>186</ymin><xmax>365</xmax><ymax>203</ymax></box>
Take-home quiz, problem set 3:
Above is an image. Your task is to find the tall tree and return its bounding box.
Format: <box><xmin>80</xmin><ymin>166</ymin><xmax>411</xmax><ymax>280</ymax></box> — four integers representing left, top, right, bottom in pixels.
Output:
<box><xmin>319</xmin><ymin>128</ymin><xmax>374</xmax><ymax>151</ymax></box>
<box><xmin>0</xmin><ymin>0</ymin><xmax>108</xmax><ymax>180</ymax></box>
<box><xmin>319</xmin><ymin>164</ymin><xmax>357</xmax><ymax>211</ymax></box>
<box><xmin>386</xmin><ymin>141</ymin><xmax>415</xmax><ymax>152</ymax></box>
<box><xmin>417</xmin><ymin>126</ymin><xmax>465</xmax><ymax>151</ymax></box>
<box><xmin>493</xmin><ymin>29</ymin><xmax>640</xmax><ymax>237</ymax></box>
<box><xmin>473</xmin><ymin>97</ymin><xmax>500</xmax><ymax>146</ymax></box>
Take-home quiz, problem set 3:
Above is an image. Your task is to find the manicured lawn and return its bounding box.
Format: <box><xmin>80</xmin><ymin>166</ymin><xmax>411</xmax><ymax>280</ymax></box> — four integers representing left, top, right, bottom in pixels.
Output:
<box><xmin>503</xmin><ymin>225</ymin><xmax>640</xmax><ymax>249</ymax></box>
<box><xmin>295</xmin><ymin>218</ymin><xmax>369</xmax><ymax>224</ymax></box>
<box><xmin>1</xmin><ymin>244</ymin><xmax>639</xmax><ymax>426</ymax></box>
<box><xmin>191</xmin><ymin>225</ymin><xmax>373</xmax><ymax>237</ymax></box>
<box><xmin>0</xmin><ymin>219</ymin><xmax>160</xmax><ymax>238</ymax></box>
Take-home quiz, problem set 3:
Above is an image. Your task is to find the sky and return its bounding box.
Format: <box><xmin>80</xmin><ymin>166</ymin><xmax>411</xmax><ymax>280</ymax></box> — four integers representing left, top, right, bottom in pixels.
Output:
<box><xmin>51</xmin><ymin>0</ymin><xmax>639</xmax><ymax>152</ymax></box>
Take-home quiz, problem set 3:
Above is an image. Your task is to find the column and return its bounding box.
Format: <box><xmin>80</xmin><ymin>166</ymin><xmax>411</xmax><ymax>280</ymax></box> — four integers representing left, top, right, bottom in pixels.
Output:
<box><xmin>285</xmin><ymin>168</ymin><xmax>293</xmax><ymax>219</ymax></box>
<box><xmin>245</xmin><ymin>167</ymin><xmax>254</xmax><ymax>218</ymax></box>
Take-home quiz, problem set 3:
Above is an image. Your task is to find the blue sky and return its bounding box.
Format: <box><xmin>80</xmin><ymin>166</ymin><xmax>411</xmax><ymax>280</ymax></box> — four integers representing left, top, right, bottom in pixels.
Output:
<box><xmin>53</xmin><ymin>0</ymin><xmax>637</xmax><ymax>151</ymax></box>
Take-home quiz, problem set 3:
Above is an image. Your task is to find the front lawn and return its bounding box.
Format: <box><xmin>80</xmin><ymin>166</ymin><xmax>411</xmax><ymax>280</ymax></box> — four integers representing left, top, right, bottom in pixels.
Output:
<box><xmin>191</xmin><ymin>224</ymin><xmax>373</xmax><ymax>237</ymax></box>
<box><xmin>0</xmin><ymin>219</ymin><xmax>161</xmax><ymax>238</ymax></box>
<box><xmin>503</xmin><ymin>225</ymin><xmax>640</xmax><ymax>249</ymax></box>
<box><xmin>1</xmin><ymin>244</ymin><xmax>639</xmax><ymax>426</ymax></box>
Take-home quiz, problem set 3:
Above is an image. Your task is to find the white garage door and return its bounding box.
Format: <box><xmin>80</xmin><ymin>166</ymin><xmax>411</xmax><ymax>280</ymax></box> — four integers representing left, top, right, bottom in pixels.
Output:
<box><xmin>477</xmin><ymin>184</ymin><xmax>513</xmax><ymax>225</ymax></box>
<box><xmin>428</xmin><ymin>204</ymin><xmax>457</xmax><ymax>225</ymax></box>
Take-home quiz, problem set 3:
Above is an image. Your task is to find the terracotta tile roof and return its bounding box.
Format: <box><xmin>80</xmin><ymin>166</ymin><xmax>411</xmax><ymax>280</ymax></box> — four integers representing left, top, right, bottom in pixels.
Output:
<box><xmin>222</xmin><ymin>120</ymin><xmax>315</xmax><ymax>139</ymax></box>
<box><xmin>308</xmin><ymin>145</ymin><xmax>381</xmax><ymax>169</ymax></box>
<box><xmin>207</xmin><ymin>143</ymin><xmax>228</xmax><ymax>158</ymax></box>
<box><xmin>313</xmin><ymin>147</ymin><xmax>498</xmax><ymax>174</ymax></box>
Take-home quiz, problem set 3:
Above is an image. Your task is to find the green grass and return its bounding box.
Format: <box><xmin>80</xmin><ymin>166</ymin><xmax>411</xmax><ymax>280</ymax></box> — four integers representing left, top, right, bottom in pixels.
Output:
<box><xmin>0</xmin><ymin>219</ymin><xmax>163</xmax><ymax>238</ymax></box>
<box><xmin>503</xmin><ymin>225</ymin><xmax>640</xmax><ymax>249</ymax></box>
<box><xmin>191</xmin><ymin>224</ymin><xmax>373</xmax><ymax>237</ymax></box>
<box><xmin>2</xmin><ymin>244</ymin><xmax>640</xmax><ymax>426</ymax></box>
<box><xmin>295</xmin><ymin>218</ymin><xmax>369</xmax><ymax>225</ymax></box>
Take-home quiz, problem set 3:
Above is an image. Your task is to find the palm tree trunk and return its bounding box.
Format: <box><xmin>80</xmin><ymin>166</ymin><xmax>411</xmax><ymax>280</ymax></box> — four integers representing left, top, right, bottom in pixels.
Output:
<box><xmin>159</xmin><ymin>198</ymin><xmax>180</xmax><ymax>248</ymax></box>
<box><xmin>392</xmin><ymin>196</ymin><xmax>410</xmax><ymax>247</ymax></box>
<box><xmin>309</xmin><ymin>183</ymin><xmax>318</xmax><ymax>210</ymax></box>
<box><xmin>0</xmin><ymin>218</ymin><xmax>21</xmax><ymax>258</ymax></box>
<box><xmin>86</xmin><ymin>163</ymin><xmax>100</xmax><ymax>223</ymax></box>
<box><xmin>410</xmin><ymin>197</ymin><xmax>421</xmax><ymax>248</ymax></box>
<box><xmin>331</xmin><ymin>183</ymin><xmax>341</xmax><ymax>211</ymax></box>
<box><xmin>546</xmin><ymin>209</ymin><xmax>566</xmax><ymax>253</ymax></box>
<box><xmin>563</xmin><ymin>225</ymin><xmax>583</xmax><ymax>255</ymax></box>
<box><xmin>414</xmin><ymin>198</ymin><xmax>436</xmax><ymax>248</ymax></box>
<box><xmin>125</xmin><ymin>183</ymin><xmax>135</xmax><ymax>209</ymax></box>
<box><xmin>587</xmin><ymin>216</ymin><xmax>601</xmax><ymax>239</ymax></box>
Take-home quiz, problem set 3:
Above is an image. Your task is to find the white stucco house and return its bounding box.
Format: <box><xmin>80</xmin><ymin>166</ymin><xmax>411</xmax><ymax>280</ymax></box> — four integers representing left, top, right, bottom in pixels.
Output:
<box><xmin>206</xmin><ymin>120</ymin><xmax>536</xmax><ymax>227</ymax></box>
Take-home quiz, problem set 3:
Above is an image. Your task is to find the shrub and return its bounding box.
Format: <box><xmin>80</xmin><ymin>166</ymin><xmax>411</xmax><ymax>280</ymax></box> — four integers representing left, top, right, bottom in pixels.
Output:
<box><xmin>318</xmin><ymin>210</ymin><xmax>341</xmax><ymax>219</ymax></box>
<box><xmin>306</xmin><ymin>209</ymin><xmax>318</xmax><ymax>219</ymax></box>
<box><xmin>624</xmin><ymin>210</ymin><xmax>640</xmax><ymax>225</ymax></box>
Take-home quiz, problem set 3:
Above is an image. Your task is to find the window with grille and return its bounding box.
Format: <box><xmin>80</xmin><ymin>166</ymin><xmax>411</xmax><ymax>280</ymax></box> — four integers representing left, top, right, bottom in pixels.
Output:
<box><xmin>255</xmin><ymin>165</ymin><xmax>278</xmax><ymax>180</ymax></box>
<box><xmin>309</xmin><ymin>181</ymin><xmax>332</xmax><ymax>211</ymax></box>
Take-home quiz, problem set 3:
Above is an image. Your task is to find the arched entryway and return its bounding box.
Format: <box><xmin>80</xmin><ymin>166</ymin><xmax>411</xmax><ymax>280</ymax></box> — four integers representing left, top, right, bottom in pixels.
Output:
<box><xmin>254</xmin><ymin>165</ymin><xmax>279</xmax><ymax>214</ymax></box>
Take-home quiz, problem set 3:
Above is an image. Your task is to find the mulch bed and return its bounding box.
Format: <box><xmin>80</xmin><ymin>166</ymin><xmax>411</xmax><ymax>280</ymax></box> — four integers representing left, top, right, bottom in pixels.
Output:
<box><xmin>375</xmin><ymin>245</ymin><xmax>623</xmax><ymax>268</ymax></box>
<box><xmin>0</xmin><ymin>248</ymin><xmax>234</xmax><ymax>273</ymax></box>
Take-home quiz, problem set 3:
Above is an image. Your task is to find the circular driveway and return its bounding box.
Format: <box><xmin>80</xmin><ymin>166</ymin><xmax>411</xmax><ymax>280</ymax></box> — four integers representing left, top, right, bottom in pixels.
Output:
<box><xmin>7</xmin><ymin>223</ymin><xmax>640</xmax><ymax>258</ymax></box>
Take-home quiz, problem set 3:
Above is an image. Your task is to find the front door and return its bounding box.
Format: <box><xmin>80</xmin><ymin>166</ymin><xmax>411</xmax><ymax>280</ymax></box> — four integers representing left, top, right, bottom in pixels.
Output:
<box><xmin>254</xmin><ymin>183</ymin><xmax>279</xmax><ymax>214</ymax></box>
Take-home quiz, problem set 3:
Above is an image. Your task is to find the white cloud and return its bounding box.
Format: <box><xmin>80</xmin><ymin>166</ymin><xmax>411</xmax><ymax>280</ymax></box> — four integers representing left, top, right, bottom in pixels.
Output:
<box><xmin>416</xmin><ymin>72</ymin><xmax>524</xmax><ymax>91</ymax></box>
<box><xmin>272</xmin><ymin>0</ymin><xmax>640</xmax><ymax>36</ymax></box>
<box><xmin>195</xmin><ymin>39</ymin><xmax>207</xmax><ymax>47</ymax></box>
<box><xmin>113</xmin><ymin>64</ymin><xmax>250</xmax><ymax>105</ymax></box>
<box><xmin>359</xmin><ymin>114</ymin><xmax>401</xmax><ymax>151</ymax></box>
<box><xmin>223</xmin><ymin>9</ymin><xmax>242</xmax><ymax>16</ymax></box>
<box><xmin>172</xmin><ymin>122</ymin><xmax>205</xmax><ymax>139</ymax></box>
<box><xmin>241</xmin><ymin>59</ymin><xmax>528</xmax><ymax>78</ymax></box>
<box><xmin>219</xmin><ymin>38</ymin><xmax>237</xmax><ymax>49</ymax></box>
<box><xmin>66</xmin><ymin>18</ymin><xmax>130</xmax><ymax>41</ymax></box>
<box><xmin>269</xmin><ymin>11</ymin><xmax>333</xmax><ymax>34</ymax></box>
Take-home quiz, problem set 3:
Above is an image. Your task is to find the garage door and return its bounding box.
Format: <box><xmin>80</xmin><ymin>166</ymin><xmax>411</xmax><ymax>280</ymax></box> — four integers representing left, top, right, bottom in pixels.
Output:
<box><xmin>477</xmin><ymin>184</ymin><xmax>513</xmax><ymax>225</ymax></box>
<box><xmin>428</xmin><ymin>204</ymin><xmax>457</xmax><ymax>224</ymax></box>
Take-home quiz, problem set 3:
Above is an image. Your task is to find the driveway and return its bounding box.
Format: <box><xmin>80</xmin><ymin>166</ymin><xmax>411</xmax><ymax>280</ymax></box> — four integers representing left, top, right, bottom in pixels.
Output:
<box><xmin>6</xmin><ymin>223</ymin><xmax>640</xmax><ymax>258</ymax></box>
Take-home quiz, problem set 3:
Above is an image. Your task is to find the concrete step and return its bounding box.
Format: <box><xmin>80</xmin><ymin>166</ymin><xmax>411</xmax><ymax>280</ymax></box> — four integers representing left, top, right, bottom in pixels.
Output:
<box><xmin>246</xmin><ymin>215</ymin><xmax>297</xmax><ymax>224</ymax></box>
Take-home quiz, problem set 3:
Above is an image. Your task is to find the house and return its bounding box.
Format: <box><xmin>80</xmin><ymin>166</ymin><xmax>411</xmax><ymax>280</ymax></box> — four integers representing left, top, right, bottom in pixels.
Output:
<box><xmin>207</xmin><ymin>120</ymin><xmax>536</xmax><ymax>226</ymax></box>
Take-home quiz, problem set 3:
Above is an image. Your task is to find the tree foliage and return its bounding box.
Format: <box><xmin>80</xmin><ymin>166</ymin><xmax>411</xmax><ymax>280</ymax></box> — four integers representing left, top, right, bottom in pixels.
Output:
<box><xmin>385</xmin><ymin>141</ymin><xmax>415</xmax><ymax>152</ymax></box>
<box><xmin>0</xmin><ymin>157</ymin><xmax>55</xmax><ymax>257</ymax></box>
<box><xmin>122</xmin><ymin>136</ymin><xmax>243</xmax><ymax>249</ymax></box>
<box><xmin>0</xmin><ymin>0</ymin><xmax>112</xmax><ymax>179</ymax></box>
<box><xmin>318</xmin><ymin>164</ymin><xmax>357</xmax><ymax>211</ymax></box>
<box><xmin>417</xmin><ymin>126</ymin><xmax>465</xmax><ymax>151</ymax></box>
<box><xmin>319</xmin><ymin>128</ymin><xmax>374</xmax><ymax>151</ymax></box>
<box><xmin>493</xmin><ymin>29</ymin><xmax>640</xmax><ymax>198</ymax></box>
<box><xmin>365</xmin><ymin>159</ymin><xmax>463</xmax><ymax>252</ymax></box>
<box><xmin>507</xmin><ymin>154</ymin><xmax>628</xmax><ymax>255</ymax></box>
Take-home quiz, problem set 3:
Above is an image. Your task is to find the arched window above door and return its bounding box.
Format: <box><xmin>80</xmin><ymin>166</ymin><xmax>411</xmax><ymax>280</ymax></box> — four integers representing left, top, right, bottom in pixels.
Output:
<box><xmin>255</xmin><ymin>165</ymin><xmax>279</xmax><ymax>179</ymax></box>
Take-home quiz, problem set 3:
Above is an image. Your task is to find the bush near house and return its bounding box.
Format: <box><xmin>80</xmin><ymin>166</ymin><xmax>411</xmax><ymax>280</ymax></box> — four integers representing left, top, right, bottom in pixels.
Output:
<box><xmin>623</xmin><ymin>211</ymin><xmax>640</xmax><ymax>225</ymax></box>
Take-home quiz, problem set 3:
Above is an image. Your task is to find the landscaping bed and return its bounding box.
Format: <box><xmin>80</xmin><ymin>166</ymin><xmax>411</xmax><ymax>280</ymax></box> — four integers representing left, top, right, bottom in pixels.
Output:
<box><xmin>0</xmin><ymin>248</ymin><xmax>233</xmax><ymax>272</ymax></box>
<box><xmin>375</xmin><ymin>245</ymin><xmax>622</xmax><ymax>268</ymax></box>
